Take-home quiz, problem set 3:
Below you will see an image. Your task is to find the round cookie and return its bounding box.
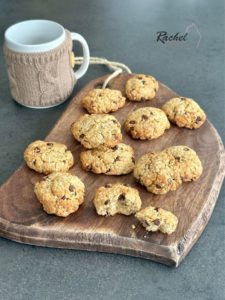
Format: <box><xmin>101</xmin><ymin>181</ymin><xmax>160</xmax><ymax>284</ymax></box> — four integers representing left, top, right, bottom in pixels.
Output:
<box><xmin>80</xmin><ymin>143</ymin><xmax>135</xmax><ymax>175</ymax></box>
<box><xmin>164</xmin><ymin>145</ymin><xmax>203</xmax><ymax>182</ymax></box>
<box><xmin>124</xmin><ymin>107</ymin><xmax>170</xmax><ymax>140</ymax></box>
<box><xmin>125</xmin><ymin>74</ymin><xmax>159</xmax><ymax>101</ymax></box>
<box><xmin>135</xmin><ymin>206</ymin><xmax>178</xmax><ymax>234</ymax></box>
<box><xmin>24</xmin><ymin>140</ymin><xmax>74</xmax><ymax>174</ymax></box>
<box><xmin>82</xmin><ymin>88</ymin><xmax>126</xmax><ymax>114</ymax></box>
<box><xmin>161</xmin><ymin>97</ymin><xmax>206</xmax><ymax>129</ymax></box>
<box><xmin>71</xmin><ymin>114</ymin><xmax>122</xmax><ymax>149</ymax></box>
<box><xmin>34</xmin><ymin>172</ymin><xmax>85</xmax><ymax>217</ymax></box>
<box><xmin>133</xmin><ymin>151</ymin><xmax>181</xmax><ymax>194</ymax></box>
<box><xmin>93</xmin><ymin>183</ymin><xmax>142</xmax><ymax>216</ymax></box>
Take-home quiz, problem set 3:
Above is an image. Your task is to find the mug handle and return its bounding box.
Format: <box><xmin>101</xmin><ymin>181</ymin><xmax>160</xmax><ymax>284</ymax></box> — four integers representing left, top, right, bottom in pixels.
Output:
<box><xmin>70</xmin><ymin>32</ymin><xmax>90</xmax><ymax>80</ymax></box>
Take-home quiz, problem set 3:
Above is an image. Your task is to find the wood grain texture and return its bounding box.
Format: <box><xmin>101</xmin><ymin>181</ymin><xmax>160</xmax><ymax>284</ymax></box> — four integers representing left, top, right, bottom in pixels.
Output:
<box><xmin>0</xmin><ymin>74</ymin><xmax>224</xmax><ymax>267</ymax></box>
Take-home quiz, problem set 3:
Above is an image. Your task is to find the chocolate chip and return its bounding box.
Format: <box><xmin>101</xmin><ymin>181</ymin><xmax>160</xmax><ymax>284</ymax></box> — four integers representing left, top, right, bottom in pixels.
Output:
<box><xmin>33</xmin><ymin>160</ymin><xmax>36</xmax><ymax>165</ymax></box>
<box><xmin>195</xmin><ymin>116</ymin><xmax>202</xmax><ymax>123</ymax></box>
<box><xmin>180</xmin><ymin>97</ymin><xmax>186</xmax><ymax>100</ymax></box>
<box><xmin>63</xmin><ymin>160</ymin><xmax>66</xmax><ymax>163</ymax></box>
<box><xmin>184</xmin><ymin>147</ymin><xmax>190</xmax><ymax>151</ymax></box>
<box><xmin>79</xmin><ymin>134</ymin><xmax>85</xmax><ymax>139</ymax></box>
<box><xmin>123</xmin><ymin>183</ymin><xmax>130</xmax><ymax>187</ymax></box>
<box><xmin>129</xmin><ymin>120</ymin><xmax>136</xmax><ymax>124</ymax></box>
<box><xmin>114</xmin><ymin>156</ymin><xmax>120</xmax><ymax>162</ymax></box>
<box><xmin>130</xmin><ymin>127</ymin><xmax>134</xmax><ymax>131</ymax></box>
<box><xmin>155</xmin><ymin>207</ymin><xmax>159</xmax><ymax>212</ymax></box>
<box><xmin>112</xmin><ymin>120</ymin><xmax>117</xmax><ymax>124</ymax></box>
<box><xmin>142</xmin><ymin>114</ymin><xmax>148</xmax><ymax>121</ymax></box>
<box><xmin>153</xmin><ymin>219</ymin><xmax>160</xmax><ymax>226</ymax></box>
<box><xmin>61</xmin><ymin>195</ymin><xmax>66</xmax><ymax>200</ymax></box>
<box><xmin>132</xmin><ymin>157</ymin><xmax>135</xmax><ymax>163</ymax></box>
<box><xmin>69</xmin><ymin>185</ymin><xmax>75</xmax><ymax>192</ymax></box>
<box><xmin>175</xmin><ymin>156</ymin><xmax>180</xmax><ymax>162</ymax></box>
<box><xmin>156</xmin><ymin>184</ymin><xmax>162</xmax><ymax>189</ymax></box>
<box><xmin>105</xmin><ymin>183</ymin><xmax>112</xmax><ymax>188</ymax></box>
<box><xmin>47</xmin><ymin>142</ymin><xmax>53</xmax><ymax>147</ymax></box>
<box><xmin>154</xmin><ymin>88</ymin><xmax>157</xmax><ymax>92</ymax></box>
<box><xmin>142</xmin><ymin>80</ymin><xmax>146</xmax><ymax>84</ymax></box>
<box><xmin>34</xmin><ymin>147</ymin><xmax>40</xmax><ymax>153</ymax></box>
<box><xmin>118</xmin><ymin>193</ymin><xmax>126</xmax><ymax>201</ymax></box>
<box><xmin>106</xmin><ymin>168</ymin><xmax>111</xmax><ymax>173</ymax></box>
<box><xmin>104</xmin><ymin>200</ymin><xmax>110</xmax><ymax>205</ymax></box>
<box><xmin>112</xmin><ymin>145</ymin><xmax>118</xmax><ymax>151</ymax></box>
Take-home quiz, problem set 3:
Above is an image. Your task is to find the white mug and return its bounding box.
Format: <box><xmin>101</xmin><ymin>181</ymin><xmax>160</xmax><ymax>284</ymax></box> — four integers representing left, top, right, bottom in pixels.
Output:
<box><xmin>4</xmin><ymin>20</ymin><xmax>90</xmax><ymax>108</ymax></box>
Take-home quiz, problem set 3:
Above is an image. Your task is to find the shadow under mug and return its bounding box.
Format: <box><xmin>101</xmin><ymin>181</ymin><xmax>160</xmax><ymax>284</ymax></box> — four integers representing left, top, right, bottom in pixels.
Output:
<box><xmin>3</xmin><ymin>20</ymin><xmax>90</xmax><ymax>108</ymax></box>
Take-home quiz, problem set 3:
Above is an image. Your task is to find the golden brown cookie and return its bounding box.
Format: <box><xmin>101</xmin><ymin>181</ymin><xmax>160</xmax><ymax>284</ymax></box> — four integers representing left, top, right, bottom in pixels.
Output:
<box><xmin>124</xmin><ymin>107</ymin><xmax>170</xmax><ymax>140</ymax></box>
<box><xmin>164</xmin><ymin>145</ymin><xmax>203</xmax><ymax>182</ymax></box>
<box><xmin>135</xmin><ymin>206</ymin><xmax>178</xmax><ymax>234</ymax></box>
<box><xmin>125</xmin><ymin>74</ymin><xmax>159</xmax><ymax>101</ymax></box>
<box><xmin>162</xmin><ymin>97</ymin><xmax>206</xmax><ymax>129</ymax></box>
<box><xmin>133</xmin><ymin>151</ymin><xmax>181</xmax><ymax>194</ymax></box>
<box><xmin>82</xmin><ymin>88</ymin><xmax>126</xmax><ymax>114</ymax></box>
<box><xmin>34</xmin><ymin>172</ymin><xmax>85</xmax><ymax>217</ymax></box>
<box><xmin>80</xmin><ymin>143</ymin><xmax>135</xmax><ymax>175</ymax></box>
<box><xmin>93</xmin><ymin>183</ymin><xmax>142</xmax><ymax>216</ymax></box>
<box><xmin>71</xmin><ymin>114</ymin><xmax>122</xmax><ymax>149</ymax></box>
<box><xmin>24</xmin><ymin>140</ymin><xmax>74</xmax><ymax>174</ymax></box>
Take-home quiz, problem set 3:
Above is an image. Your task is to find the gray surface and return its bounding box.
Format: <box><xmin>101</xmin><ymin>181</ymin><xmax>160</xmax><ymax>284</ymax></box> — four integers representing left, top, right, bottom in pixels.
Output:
<box><xmin>0</xmin><ymin>0</ymin><xmax>224</xmax><ymax>299</ymax></box>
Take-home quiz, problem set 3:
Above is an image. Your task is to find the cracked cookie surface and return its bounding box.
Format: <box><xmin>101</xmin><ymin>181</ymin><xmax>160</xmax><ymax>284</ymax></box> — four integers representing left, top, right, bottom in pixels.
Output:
<box><xmin>133</xmin><ymin>151</ymin><xmax>181</xmax><ymax>194</ymax></box>
<box><xmin>24</xmin><ymin>140</ymin><xmax>74</xmax><ymax>174</ymax></box>
<box><xmin>82</xmin><ymin>88</ymin><xmax>126</xmax><ymax>114</ymax></box>
<box><xmin>71</xmin><ymin>114</ymin><xmax>122</xmax><ymax>149</ymax></box>
<box><xmin>80</xmin><ymin>143</ymin><xmax>135</xmax><ymax>175</ymax></box>
<box><xmin>164</xmin><ymin>145</ymin><xmax>203</xmax><ymax>182</ymax></box>
<box><xmin>34</xmin><ymin>172</ymin><xmax>85</xmax><ymax>217</ymax></box>
<box><xmin>93</xmin><ymin>183</ymin><xmax>142</xmax><ymax>216</ymax></box>
<box><xmin>162</xmin><ymin>97</ymin><xmax>206</xmax><ymax>129</ymax></box>
<box><xmin>125</xmin><ymin>74</ymin><xmax>159</xmax><ymax>101</ymax></box>
<box><xmin>125</xmin><ymin>107</ymin><xmax>170</xmax><ymax>140</ymax></box>
<box><xmin>135</xmin><ymin>206</ymin><xmax>178</xmax><ymax>234</ymax></box>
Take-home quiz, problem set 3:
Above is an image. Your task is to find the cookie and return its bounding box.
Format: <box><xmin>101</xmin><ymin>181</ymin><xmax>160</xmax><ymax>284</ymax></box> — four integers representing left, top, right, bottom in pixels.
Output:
<box><xmin>34</xmin><ymin>172</ymin><xmax>85</xmax><ymax>217</ymax></box>
<box><xmin>135</xmin><ymin>206</ymin><xmax>178</xmax><ymax>234</ymax></box>
<box><xmin>161</xmin><ymin>97</ymin><xmax>206</xmax><ymax>129</ymax></box>
<box><xmin>24</xmin><ymin>140</ymin><xmax>74</xmax><ymax>174</ymax></box>
<box><xmin>71</xmin><ymin>114</ymin><xmax>122</xmax><ymax>149</ymax></box>
<box><xmin>125</xmin><ymin>74</ymin><xmax>159</xmax><ymax>101</ymax></box>
<box><xmin>164</xmin><ymin>145</ymin><xmax>203</xmax><ymax>182</ymax></box>
<box><xmin>133</xmin><ymin>151</ymin><xmax>181</xmax><ymax>194</ymax></box>
<box><xmin>93</xmin><ymin>183</ymin><xmax>142</xmax><ymax>216</ymax></box>
<box><xmin>80</xmin><ymin>143</ymin><xmax>135</xmax><ymax>175</ymax></box>
<box><xmin>82</xmin><ymin>88</ymin><xmax>126</xmax><ymax>114</ymax></box>
<box><xmin>124</xmin><ymin>107</ymin><xmax>170</xmax><ymax>140</ymax></box>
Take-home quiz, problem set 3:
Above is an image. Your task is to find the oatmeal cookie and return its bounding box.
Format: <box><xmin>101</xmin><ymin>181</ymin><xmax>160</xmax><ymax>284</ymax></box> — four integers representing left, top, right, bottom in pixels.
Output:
<box><xmin>24</xmin><ymin>140</ymin><xmax>74</xmax><ymax>174</ymax></box>
<box><xmin>93</xmin><ymin>183</ymin><xmax>142</xmax><ymax>216</ymax></box>
<box><xmin>34</xmin><ymin>172</ymin><xmax>85</xmax><ymax>217</ymax></box>
<box><xmin>125</xmin><ymin>74</ymin><xmax>159</xmax><ymax>101</ymax></box>
<box><xmin>71</xmin><ymin>114</ymin><xmax>122</xmax><ymax>149</ymax></box>
<box><xmin>82</xmin><ymin>88</ymin><xmax>126</xmax><ymax>114</ymax></box>
<box><xmin>162</xmin><ymin>97</ymin><xmax>206</xmax><ymax>129</ymax></box>
<box><xmin>124</xmin><ymin>107</ymin><xmax>170</xmax><ymax>140</ymax></box>
<box><xmin>80</xmin><ymin>143</ymin><xmax>135</xmax><ymax>175</ymax></box>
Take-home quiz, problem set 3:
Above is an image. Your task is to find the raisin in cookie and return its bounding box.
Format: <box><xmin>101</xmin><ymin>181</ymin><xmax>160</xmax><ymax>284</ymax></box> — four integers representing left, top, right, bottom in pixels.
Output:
<box><xmin>71</xmin><ymin>114</ymin><xmax>122</xmax><ymax>149</ymax></box>
<box><xmin>135</xmin><ymin>206</ymin><xmax>178</xmax><ymax>234</ymax></box>
<box><xmin>24</xmin><ymin>140</ymin><xmax>74</xmax><ymax>174</ymax></box>
<box><xmin>82</xmin><ymin>88</ymin><xmax>126</xmax><ymax>114</ymax></box>
<box><xmin>133</xmin><ymin>151</ymin><xmax>181</xmax><ymax>194</ymax></box>
<box><xmin>162</xmin><ymin>97</ymin><xmax>206</xmax><ymax>129</ymax></box>
<box><xmin>125</xmin><ymin>74</ymin><xmax>159</xmax><ymax>101</ymax></box>
<box><xmin>93</xmin><ymin>183</ymin><xmax>142</xmax><ymax>216</ymax></box>
<box><xmin>80</xmin><ymin>143</ymin><xmax>135</xmax><ymax>175</ymax></box>
<box><xmin>124</xmin><ymin>107</ymin><xmax>170</xmax><ymax>140</ymax></box>
<box><xmin>164</xmin><ymin>145</ymin><xmax>203</xmax><ymax>182</ymax></box>
<box><xmin>34</xmin><ymin>172</ymin><xmax>85</xmax><ymax>217</ymax></box>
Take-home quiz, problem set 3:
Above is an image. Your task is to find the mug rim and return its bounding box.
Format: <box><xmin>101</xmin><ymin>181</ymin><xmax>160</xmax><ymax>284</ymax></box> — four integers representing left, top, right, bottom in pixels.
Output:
<box><xmin>4</xmin><ymin>19</ymin><xmax>65</xmax><ymax>53</ymax></box>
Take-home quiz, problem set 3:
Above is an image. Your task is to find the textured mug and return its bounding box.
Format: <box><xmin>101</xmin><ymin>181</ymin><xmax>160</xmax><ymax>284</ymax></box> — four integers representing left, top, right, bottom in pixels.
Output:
<box><xmin>3</xmin><ymin>20</ymin><xmax>90</xmax><ymax>108</ymax></box>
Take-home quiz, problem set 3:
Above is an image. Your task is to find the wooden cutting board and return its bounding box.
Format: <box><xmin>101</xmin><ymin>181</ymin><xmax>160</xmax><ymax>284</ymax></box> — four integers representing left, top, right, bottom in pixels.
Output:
<box><xmin>0</xmin><ymin>74</ymin><xmax>224</xmax><ymax>267</ymax></box>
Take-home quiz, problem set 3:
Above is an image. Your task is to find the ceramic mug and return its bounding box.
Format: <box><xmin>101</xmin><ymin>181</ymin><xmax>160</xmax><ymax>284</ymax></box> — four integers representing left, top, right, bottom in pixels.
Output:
<box><xmin>3</xmin><ymin>20</ymin><xmax>90</xmax><ymax>108</ymax></box>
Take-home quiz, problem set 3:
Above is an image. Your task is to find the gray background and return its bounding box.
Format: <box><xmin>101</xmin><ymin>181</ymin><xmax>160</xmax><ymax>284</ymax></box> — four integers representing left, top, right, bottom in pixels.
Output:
<box><xmin>0</xmin><ymin>0</ymin><xmax>224</xmax><ymax>299</ymax></box>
